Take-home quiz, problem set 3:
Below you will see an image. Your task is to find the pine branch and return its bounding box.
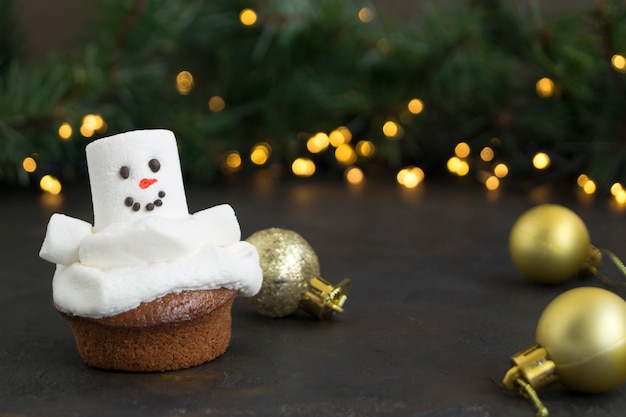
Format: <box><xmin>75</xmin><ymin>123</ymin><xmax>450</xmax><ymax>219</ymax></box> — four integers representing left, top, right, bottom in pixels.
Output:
<box><xmin>0</xmin><ymin>0</ymin><xmax>21</xmax><ymax>77</ymax></box>
<box><xmin>1</xmin><ymin>0</ymin><xmax>625</xmax><ymax>194</ymax></box>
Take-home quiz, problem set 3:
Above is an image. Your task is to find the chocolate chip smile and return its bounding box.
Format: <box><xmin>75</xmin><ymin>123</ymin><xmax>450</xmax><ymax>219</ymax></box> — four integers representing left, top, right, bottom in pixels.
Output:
<box><xmin>124</xmin><ymin>191</ymin><xmax>166</xmax><ymax>212</ymax></box>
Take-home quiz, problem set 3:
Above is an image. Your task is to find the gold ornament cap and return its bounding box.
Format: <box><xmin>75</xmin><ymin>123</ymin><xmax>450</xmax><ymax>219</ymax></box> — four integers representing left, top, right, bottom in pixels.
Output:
<box><xmin>244</xmin><ymin>228</ymin><xmax>350</xmax><ymax>319</ymax></box>
<box><xmin>503</xmin><ymin>344</ymin><xmax>558</xmax><ymax>392</ymax></box>
<box><xmin>503</xmin><ymin>344</ymin><xmax>553</xmax><ymax>417</ymax></box>
<box><xmin>300</xmin><ymin>277</ymin><xmax>350</xmax><ymax>320</ymax></box>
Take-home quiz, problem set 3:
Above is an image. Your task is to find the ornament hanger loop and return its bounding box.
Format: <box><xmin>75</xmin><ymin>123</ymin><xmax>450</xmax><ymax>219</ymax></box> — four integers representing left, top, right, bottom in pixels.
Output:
<box><xmin>589</xmin><ymin>247</ymin><xmax>626</xmax><ymax>288</ymax></box>
<box><xmin>515</xmin><ymin>378</ymin><xmax>549</xmax><ymax>417</ymax></box>
<box><xmin>503</xmin><ymin>344</ymin><xmax>556</xmax><ymax>416</ymax></box>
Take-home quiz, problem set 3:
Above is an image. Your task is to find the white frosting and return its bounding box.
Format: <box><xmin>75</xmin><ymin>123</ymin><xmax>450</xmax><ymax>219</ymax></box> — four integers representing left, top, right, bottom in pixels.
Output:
<box><xmin>39</xmin><ymin>129</ymin><xmax>262</xmax><ymax>318</ymax></box>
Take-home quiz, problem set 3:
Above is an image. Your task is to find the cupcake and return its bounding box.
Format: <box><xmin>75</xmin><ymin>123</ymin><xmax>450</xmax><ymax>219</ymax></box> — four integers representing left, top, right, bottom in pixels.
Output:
<box><xmin>39</xmin><ymin>129</ymin><xmax>262</xmax><ymax>372</ymax></box>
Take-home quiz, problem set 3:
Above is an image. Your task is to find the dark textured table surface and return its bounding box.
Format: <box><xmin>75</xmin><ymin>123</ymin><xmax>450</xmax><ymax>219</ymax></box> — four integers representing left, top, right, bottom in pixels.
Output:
<box><xmin>2</xmin><ymin>178</ymin><xmax>626</xmax><ymax>417</ymax></box>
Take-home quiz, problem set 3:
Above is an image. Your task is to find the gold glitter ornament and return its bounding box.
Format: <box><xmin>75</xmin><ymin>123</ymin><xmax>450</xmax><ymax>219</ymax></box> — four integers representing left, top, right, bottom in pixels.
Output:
<box><xmin>503</xmin><ymin>287</ymin><xmax>626</xmax><ymax>416</ymax></box>
<box><xmin>244</xmin><ymin>228</ymin><xmax>350</xmax><ymax>319</ymax></box>
<box><xmin>509</xmin><ymin>204</ymin><xmax>598</xmax><ymax>284</ymax></box>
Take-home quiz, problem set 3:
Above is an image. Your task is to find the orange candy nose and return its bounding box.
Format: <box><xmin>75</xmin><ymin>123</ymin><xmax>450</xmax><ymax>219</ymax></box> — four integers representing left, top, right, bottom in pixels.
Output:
<box><xmin>139</xmin><ymin>178</ymin><xmax>158</xmax><ymax>189</ymax></box>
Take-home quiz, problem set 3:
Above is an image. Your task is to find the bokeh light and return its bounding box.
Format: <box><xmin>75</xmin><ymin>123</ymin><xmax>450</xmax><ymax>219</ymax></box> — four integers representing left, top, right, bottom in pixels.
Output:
<box><xmin>576</xmin><ymin>174</ymin><xmax>596</xmax><ymax>195</ymax></box>
<box><xmin>356</xmin><ymin>140</ymin><xmax>375</xmax><ymax>157</ymax></box>
<box><xmin>532</xmin><ymin>152</ymin><xmax>550</xmax><ymax>169</ymax></box>
<box><xmin>80</xmin><ymin>114</ymin><xmax>105</xmax><ymax>138</ymax></box>
<box><xmin>397</xmin><ymin>166</ymin><xmax>424</xmax><ymax>188</ymax></box>
<box><xmin>224</xmin><ymin>151</ymin><xmax>242</xmax><ymax>171</ymax></box>
<box><xmin>358</xmin><ymin>7</ymin><xmax>374</xmax><ymax>23</ymax></box>
<box><xmin>292</xmin><ymin>157</ymin><xmax>316</xmax><ymax>177</ymax></box>
<box><xmin>176</xmin><ymin>71</ymin><xmax>194</xmax><ymax>95</ymax></box>
<box><xmin>307</xmin><ymin>132</ymin><xmax>330</xmax><ymax>153</ymax></box>
<box><xmin>250</xmin><ymin>142</ymin><xmax>271</xmax><ymax>165</ymax></box>
<box><xmin>22</xmin><ymin>157</ymin><xmax>37</xmax><ymax>173</ymax></box>
<box><xmin>208</xmin><ymin>96</ymin><xmax>225</xmax><ymax>112</ymax></box>
<box><xmin>493</xmin><ymin>163</ymin><xmax>509</xmax><ymax>178</ymax></box>
<box><xmin>335</xmin><ymin>143</ymin><xmax>358</xmax><ymax>165</ymax></box>
<box><xmin>407</xmin><ymin>98</ymin><xmax>424</xmax><ymax>115</ymax></box>
<box><xmin>83</xmin><ymin>114</ymin><xmax>103</xmax><ymax>131</ymax></box>
<box><xmin>611</xmin><ymin>182</ymin><xmax>623</xmax><ymax>196</ymax></box>
<box><xmin>345</xmin><ymin>166</ymin><xmax>364</xmax><ymax>184</ymax></box>
<box><xmin>454</xmin><ymin>142</ymin><xmax>470</xmax><ymax>158</ymax></box>
<box><xmin>240</xmin><ymin>8</ymin><xmax>257</xmax><ymax>26</ymax></box>
<box><xmin>40</xmin><ymin>174</ymin><xmax>62</xmax><ymax>195</ymax></box>
<box><xmin>611</xmin><ymin>54</ymin><xmax>626</xmax><ymax>72</ymax></box>
<box><xmin>377</xmin><ymin>38</ymin><xmax>390</xmax><ymax>54</ymax></box>
<box><xmin>447</xmin><ymin>156</ymin><xmax>469</xmax><ymax>176</ymax></box>
<box><xmin>583</xmin><ymin>179</ymin><xmax>596</xmax><ymax>195</ymax></box>
<box><xmin>484</xmin><ymin>175</ymin><xmax>500</xmax><ymax>191</ymax></box>
<box><xmin>382</xmin><ymin>120</ymin><xmax>401</xmax><ymax>139</ymax></box>
<box><xmin>536</xmin><ymin>77</ymin><xmax>555</xmax><ymax>98</ymax></box>
<box><xmin>480</xmin><ymin>147</ymin><xmax>494</xmax><ymax>162</ymax></box>
<box><xmin>58</xmin><ymin>122</ymin><xmax>73</xmax><ymax>140</ymax></box>
<box><xmin>611</xmin><ymin>183</ymin><xmax>626</xmax><ymax>204</ymax></box>
<box><xmin>329</xmin><ymin>126</ymin><xmax>351</xmax><ymax>147</ymax></box>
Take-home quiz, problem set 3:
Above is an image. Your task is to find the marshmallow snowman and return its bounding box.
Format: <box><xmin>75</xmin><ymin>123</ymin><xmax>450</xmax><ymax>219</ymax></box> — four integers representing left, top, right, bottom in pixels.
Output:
<box><xmin>87</xmin><ymin>129</ymin><xmax>189</xmax><ymax>231</ymax></box>
<box><xmin>40</xmin><ymin>129</ymin><xmax>262</xmax><ymax>317</ymax></box>
<box><xmin>41</xmin><ymin>129</ymin><xmax>239</xmax><ymax>265</ymax></box>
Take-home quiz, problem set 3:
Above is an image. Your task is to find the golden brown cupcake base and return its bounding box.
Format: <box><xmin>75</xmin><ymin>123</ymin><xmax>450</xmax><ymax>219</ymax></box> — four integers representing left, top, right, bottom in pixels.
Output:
<box><xmin>56</xmin><ymin>288</ymin><xmax>238</xmax><ymax>372</ymax></box>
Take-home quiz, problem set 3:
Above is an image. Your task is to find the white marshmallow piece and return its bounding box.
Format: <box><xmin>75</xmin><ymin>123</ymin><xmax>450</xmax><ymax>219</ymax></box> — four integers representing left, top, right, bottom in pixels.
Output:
<box><xmin>39</xmin><ymin>213</ymin><xmax>93</xmax><ymax>266</ymax></box>
<box><xmin>86</xmin><ymin>129</ymin><xmax>189</xmax><ymax>231</ymax></box>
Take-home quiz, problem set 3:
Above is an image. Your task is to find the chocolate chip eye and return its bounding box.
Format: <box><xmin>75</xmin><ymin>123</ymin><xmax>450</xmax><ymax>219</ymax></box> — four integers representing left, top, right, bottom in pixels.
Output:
<box><xmin>119</xmin><ymin>166</ymin><xmax>130</xmax><ymax>179</ymax></box>
<box><xmin>148</xmin><ymin>158</ymin><xmax>161</xmax><ymax>173</ymax></box>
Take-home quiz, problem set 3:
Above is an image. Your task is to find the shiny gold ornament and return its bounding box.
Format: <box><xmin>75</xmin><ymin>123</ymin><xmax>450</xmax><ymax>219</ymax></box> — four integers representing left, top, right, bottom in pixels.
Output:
<box><xmin>244</xmin><ymin>228</ymin><xmax>350</xmax><ymax>319</ymax></box>
<box><xmin>509</xmin><ymin>204</ymin><xmax>600</xmax><ymax>284</ymax></box>
<box><xmin>503</xmin><ymin>287</ymin><xmax>626</xmax><ymax>416</ymax></box>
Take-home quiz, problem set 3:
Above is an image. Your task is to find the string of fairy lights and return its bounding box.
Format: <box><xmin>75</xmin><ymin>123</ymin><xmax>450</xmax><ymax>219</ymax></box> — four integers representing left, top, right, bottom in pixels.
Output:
<box><xmin>27</xmin><ymin>6</ymin><xmax>626</xmax><ymax>205</ymax></box>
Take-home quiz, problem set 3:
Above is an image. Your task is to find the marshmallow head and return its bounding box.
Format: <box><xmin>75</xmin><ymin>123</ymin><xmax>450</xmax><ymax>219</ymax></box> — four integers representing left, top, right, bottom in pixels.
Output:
<box><xmin>86</xmin><ymin>130</ymin><xmax>189</xmax><ymax>231</ymax></box>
